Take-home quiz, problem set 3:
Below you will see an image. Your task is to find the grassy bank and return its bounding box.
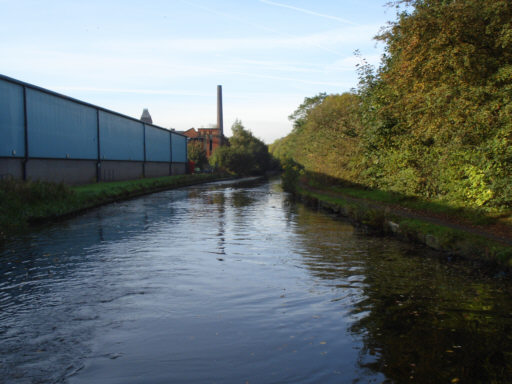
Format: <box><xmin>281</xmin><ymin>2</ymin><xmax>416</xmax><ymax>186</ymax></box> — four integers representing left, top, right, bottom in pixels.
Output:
<box><xmin>294</xmin><ymin>178</ymin><xmax>512</xmax><ymax>268</ymax></box>
<box><xmin>0</xmin><ymin>173</ymin><xmax>226</xmax><ymax>240</ymax></box>
<box><xmin>305</xmin><ymin>176</ymin><xmax>512</xmax><ymax>227</ymax></box>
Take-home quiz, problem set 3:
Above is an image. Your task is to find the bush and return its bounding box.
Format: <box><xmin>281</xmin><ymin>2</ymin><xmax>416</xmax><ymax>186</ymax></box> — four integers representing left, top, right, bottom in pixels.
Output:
<box><xmin>187</xmin><ymin>142</ymin><xmax>208</xmax><ymax>170</ymax></box>
<box><xmin>209</xmin><ymin>120</ymin><xmax>272</xmax><ymax>176</ymax></box>
<box><xmin>281</xmin><ymin>158</ymin><xmax>304</xmax><ymax>193</ymax></box>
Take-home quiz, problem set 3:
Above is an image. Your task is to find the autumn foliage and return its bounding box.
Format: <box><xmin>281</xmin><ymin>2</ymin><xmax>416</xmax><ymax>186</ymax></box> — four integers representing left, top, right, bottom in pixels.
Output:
<box><xmin>271</xmin><ymin>0</ymin><xmax>512</xmax><ymax>210</ymax></box>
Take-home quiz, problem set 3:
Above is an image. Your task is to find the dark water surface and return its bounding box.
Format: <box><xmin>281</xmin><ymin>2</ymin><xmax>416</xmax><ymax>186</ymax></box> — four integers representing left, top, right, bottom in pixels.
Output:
<box><xmin>1</xmin><ymin>178</ymin><xmax>511</xmax><ymax>383</ymax></box>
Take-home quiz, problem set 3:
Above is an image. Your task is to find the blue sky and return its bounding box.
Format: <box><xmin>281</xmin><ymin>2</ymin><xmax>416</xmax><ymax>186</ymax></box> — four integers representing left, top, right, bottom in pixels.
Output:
<box><xmin>1</xmin><ymin>0</ymin><xmax>395</xmax><ymax>143</ymax></box>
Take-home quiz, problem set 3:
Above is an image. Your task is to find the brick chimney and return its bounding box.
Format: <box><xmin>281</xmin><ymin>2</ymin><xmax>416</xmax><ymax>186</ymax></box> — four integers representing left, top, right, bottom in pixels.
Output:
<box><xmin>217</xmin><ymin>85</ymin><xmax>223</xmax><ymax>139</ymax></box>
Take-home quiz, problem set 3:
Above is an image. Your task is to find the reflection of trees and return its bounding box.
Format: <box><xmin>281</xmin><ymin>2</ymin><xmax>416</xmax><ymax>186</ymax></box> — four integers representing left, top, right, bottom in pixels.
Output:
<box><xmin>187</xmin><ymin>177</ymin><xmax>268</xmax><ymax>257</ymax></box>
<box><xmin>231</xmin><ymin>191</ymin><xmax>256</xmax><ymax>208</ymax></box>
<box><xmin>351</xmin><ymin>255</ymin><xmax>512</xmax><ymax>383</ymax></box>
<box><xmin>198</xmin><ymin>178</ymin><xmax>265</xmax><ymax>209</ymax></box>
<box><xmin>291</xmin><ymin>204</ymin><xmax>512</xmax><ymax>383</ymax></box>
<box><xmin>292</xmin><ymin>205</ymin><xmax>358</xmax><ymax>282</ymax></box>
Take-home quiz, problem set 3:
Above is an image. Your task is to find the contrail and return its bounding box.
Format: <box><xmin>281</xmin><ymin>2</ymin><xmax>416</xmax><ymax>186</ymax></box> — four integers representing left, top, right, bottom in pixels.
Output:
<box><xmin>259</xmin><ymin>0</ymin><xmax>359</xmax><ymax>26</ymax></box>
<box><xmin>178</xmin><ymin>0</ymin><xmax>347</xmax><ymax>56</ymax></box>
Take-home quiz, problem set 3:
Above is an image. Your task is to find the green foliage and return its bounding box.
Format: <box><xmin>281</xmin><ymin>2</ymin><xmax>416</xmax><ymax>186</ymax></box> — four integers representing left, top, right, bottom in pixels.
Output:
<box><xmin>298</xmin><ymin>184</ymin><xmax>512</xmax><ymax>266</ymax></box>
<box><xmin>187</xmin><ymin>141</ymin><xmax>208</xmax><ymax>169</ymax></box>
<box><xmin>280</xmin><ymin>158</ymin><xmax>304</xmax><ymax>193</ymax></box>
<box><xmin>210</xmin><ymin>120</ymin><xmax>272</xmax><ymax>176</ymax></box>
<box><xmin>209</xmin><ymin>146</ymin><xmax>256</xmax><ymax>176</ymax></box>
<box><xmin>359</xmin><ymin>0</ymin><xmax>512</xmax><ymax>208</ymax></box>
<box><xmin>272</xmin><ymin>0</ymin><xmax>512</xmax><ymax>212</ymax></box>
<box><xmin>288</xmin><ymin>92</ymin><xmax>327</xmax><ymax>131</ymax></box>
<box><xmin>271</xmin><ymin>92</ymin><xmax>364</xmax><ymax>182</ymax></box>
<box><xmin>0</xmin><ymin>180</ymin><xmax>75</xmax><ymax>232</ymax></box>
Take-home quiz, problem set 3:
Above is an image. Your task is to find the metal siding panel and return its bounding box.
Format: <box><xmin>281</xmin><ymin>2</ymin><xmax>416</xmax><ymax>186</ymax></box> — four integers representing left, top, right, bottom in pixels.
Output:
<box><xmin>171</xmin><ymin>133</ymin><xmax>187</xmax><ymax>163</ymax></box>
<box><xmin>26</xmin><ymin>89</ymin><xmax>97</xmax><ymax>159</ymax></box>
<box><xmin>0</xmin><ymin>79</ymin><xmax>25</xmax><ymax>157</ymax></box>
<box><xmin>99</xmin><ymin>111</ymin><xmax>144</xmax><ymax>161</ymax></box>
<box><xmin>145</xmin><ymin>126</ymin><xmax>170</xmax><ymax>162</ymax></box>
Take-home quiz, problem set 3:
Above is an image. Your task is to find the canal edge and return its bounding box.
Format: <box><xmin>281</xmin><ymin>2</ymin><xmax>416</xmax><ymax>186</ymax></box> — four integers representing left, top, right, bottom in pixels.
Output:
<box><xmin>294</xmin><ymin>186</ymin><xmax>512</xmax><ymax>269</ymax></box>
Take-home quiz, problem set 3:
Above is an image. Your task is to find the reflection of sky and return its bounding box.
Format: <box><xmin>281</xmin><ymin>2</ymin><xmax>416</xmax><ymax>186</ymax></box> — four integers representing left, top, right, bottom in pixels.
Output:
<box><xmin>0</xmin><ymin>178</ymin><xmax>382</xmax><ymax>383</ymax></box>
<box><xmin>4</xmin><ymin>178</ymin><xmax>509</xmax><ymax>383</ymax></box>
<box><xmin>0</xmin><ymin>0</ymin><xmax>393</xmax><ymax>143</ymax></box>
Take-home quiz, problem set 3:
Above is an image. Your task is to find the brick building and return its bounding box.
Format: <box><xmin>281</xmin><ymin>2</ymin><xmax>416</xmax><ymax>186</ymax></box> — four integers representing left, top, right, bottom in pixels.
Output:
<box><xmin>182</xmin><ymin>127</ymin><xmax>224</xmax><ymax>158</ymax></box>
<box><xmin>180</xmin><ymin>85</ymin><xmax>226</xmax><ymax>159</ymax></box>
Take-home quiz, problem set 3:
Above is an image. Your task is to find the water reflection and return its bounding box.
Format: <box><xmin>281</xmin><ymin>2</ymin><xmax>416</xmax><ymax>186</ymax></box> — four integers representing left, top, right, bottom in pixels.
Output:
<box><xmin>352</xmin><ymin>254</ymin><xmax>512</xmax><ymax>383</ymax></box>
<box><xmin>292</xmin><ymin>205</ymin><xmax>512</xmax><ymax>383</ymax></box>
<box><xmin>1</xmin><ymin>178</ymin><xmax>511</xmax><ymax>383</ymax></box>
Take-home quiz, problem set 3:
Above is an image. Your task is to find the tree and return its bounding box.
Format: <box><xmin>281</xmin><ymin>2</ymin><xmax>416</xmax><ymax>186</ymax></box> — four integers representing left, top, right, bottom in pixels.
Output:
<box><xmin>271</xmin><ymin>92</ymin><xmax>363</xmax><ymax>182</ymax></box>
<box><xmin>209</xmin><ymin>120</ymin><xmax>272</xmax><ymax>176</ymax></box>
<box><xmin>273</xmin><ymin>0</ymin><xmax>512</xmax><ymax>210</ymax></box>
<box><xmin>187</xmin><ymin>141</ymin><xmax>208</xmax><ymax>170</ymax></box>
<box><xmin>358</xmin><ymin>0</ymin><xmax>512</xmax><ymax>206</ymax></box>
<box><xmin>288</xmin><ymin>93</ymin><xmax>327</xmax><ymax>132</ymax></box>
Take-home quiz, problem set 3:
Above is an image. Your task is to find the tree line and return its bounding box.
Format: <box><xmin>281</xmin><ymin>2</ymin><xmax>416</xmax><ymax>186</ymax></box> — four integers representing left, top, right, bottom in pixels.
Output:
<box><xmin>188</xmin><ymin>119</ymin><xmax>277</xmax><ymax>176</ymax></box>
<box><xmin>271</xmin><ymin>0</ymin><xmax>512</xmax><ymax>210</ymax></box>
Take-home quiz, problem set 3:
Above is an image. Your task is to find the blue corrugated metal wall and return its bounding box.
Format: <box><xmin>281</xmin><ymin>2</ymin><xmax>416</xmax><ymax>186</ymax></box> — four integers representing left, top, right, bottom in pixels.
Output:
<box><xmin>0</xmin><ymin>75</ymin><xmax>189</xmax><ymax>182</ymax></box>
<box><xmin>0</xmin><ymin>80</ymin><xmax>25</xmax><ymax>158</ymax></box>
<box><xmin>171</xmin><ymin>133</ymin><xmax>187</xmax><ymax>163</ymax></box>
<box><xmin>99</xmin><ymin>111</ymin><xmax>144</xmax><ymax>161</ymax></box>
<box><xmin>27</xmin><ymin>89</ymin><xmax>98</xmax><ymax>159</ymax></box>
<box><xmin>146</xmin><ymin>125</ymin><xmax>171</xmax><ymax>162</ymax></box>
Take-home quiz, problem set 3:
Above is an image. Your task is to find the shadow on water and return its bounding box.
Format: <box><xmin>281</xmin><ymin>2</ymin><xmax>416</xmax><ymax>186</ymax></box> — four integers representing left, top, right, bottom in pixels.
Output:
<box><xmin>292</xmin><ymin>204</ymin><xmax>512</xmax><ymax>383</ymax></box>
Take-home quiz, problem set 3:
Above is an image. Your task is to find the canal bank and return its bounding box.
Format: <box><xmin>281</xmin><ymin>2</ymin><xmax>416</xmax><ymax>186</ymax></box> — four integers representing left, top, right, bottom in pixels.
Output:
<box><xmin>0</xmin><ymin>173</ymin><xmax>230</xmax><ymax>241</ymax></box>
<box><xmin>294</xmin><ymin>182</ymin><xmax>512</xmax><ymax>268</ymax></box>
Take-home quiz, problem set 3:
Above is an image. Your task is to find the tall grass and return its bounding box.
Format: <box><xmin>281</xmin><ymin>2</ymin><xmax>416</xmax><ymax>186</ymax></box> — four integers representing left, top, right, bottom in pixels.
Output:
<box><xmin>0</xmin><ymin>174</ymin><xmax>223</xmax><ymax>240</ymax></box>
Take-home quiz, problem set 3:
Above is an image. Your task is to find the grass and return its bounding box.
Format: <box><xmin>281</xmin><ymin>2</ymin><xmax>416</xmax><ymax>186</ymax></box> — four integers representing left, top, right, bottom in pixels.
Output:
<box><xmin>296</xmin><ymin>183</ymin><xmax>512</xmax><ymax>267</ymax></box>
<box><xmin>305</xmin><ymin>176</ymin><xmax>511</xmax><ymax>228</ymax></box>
<box><xmin>0</xmin><ymin>173</ymin><xmax>226</xmax><ymax>240</ymax></box>
<box><xmin>73</xmin><ymin>173</ymin><xmax>219</xmax><ymax>202</ymax></box>
<box><xmin>397</xmin><ymin>218</ymin><xmax>512</xmax><ymax>266</ymax></box>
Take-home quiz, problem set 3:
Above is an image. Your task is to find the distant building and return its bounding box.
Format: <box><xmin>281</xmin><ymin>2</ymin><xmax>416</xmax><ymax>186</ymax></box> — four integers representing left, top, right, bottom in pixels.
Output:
<box><xmin>180</xmin><ymin>85</ymin><xmax>226</xmax><ymax>159</ymax></box>
<box><xmin>181</xmin><ymin>127</ymin><xmax>225</xmax><ymax>158</ymax></box>
<box><xmin>140</xmin><ymin>108</ymin><xmax>153</xmax><ymax>124</ymax></box>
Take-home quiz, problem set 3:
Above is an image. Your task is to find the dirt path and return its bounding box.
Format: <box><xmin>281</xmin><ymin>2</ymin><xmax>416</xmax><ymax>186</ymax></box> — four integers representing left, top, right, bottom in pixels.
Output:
<box><xmin>302</xmin><ymin>184</ymin><xmax>512</xmax><ymax>247</ymax></box>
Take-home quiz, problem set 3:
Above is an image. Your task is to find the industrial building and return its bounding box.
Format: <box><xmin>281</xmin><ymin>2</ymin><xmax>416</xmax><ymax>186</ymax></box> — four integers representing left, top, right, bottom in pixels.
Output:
<box><xmin>0</xmin><ymin>74</ymin><xmax>188</xmax><ymax>185</ymax></box>
<box><xmin>180</xmin><ymin>85</ymin><xmax>226</xmax><ymax>158</ymax></box>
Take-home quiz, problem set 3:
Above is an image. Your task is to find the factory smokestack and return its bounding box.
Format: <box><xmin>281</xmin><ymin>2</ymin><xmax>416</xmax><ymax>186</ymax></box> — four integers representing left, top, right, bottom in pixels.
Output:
<box><xmin>217</xmin><ymin>85</ymin><xmax>223</xmax><ymax>140</ymax></box>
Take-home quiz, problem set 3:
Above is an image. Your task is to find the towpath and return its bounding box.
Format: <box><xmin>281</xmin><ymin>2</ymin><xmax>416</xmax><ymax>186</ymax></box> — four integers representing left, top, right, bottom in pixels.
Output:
<box><xmin>301</xmin><ymin>183</ymin><xmax>512</xmax><ymax>247</ymax></box>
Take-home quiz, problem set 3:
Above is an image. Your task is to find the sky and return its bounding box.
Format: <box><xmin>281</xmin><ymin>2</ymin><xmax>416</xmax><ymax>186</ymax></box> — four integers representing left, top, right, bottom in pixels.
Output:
<box><xmin>0</xmin><ymin>0</ymin><xmax>396</xmax><ymax>143</ymax></box>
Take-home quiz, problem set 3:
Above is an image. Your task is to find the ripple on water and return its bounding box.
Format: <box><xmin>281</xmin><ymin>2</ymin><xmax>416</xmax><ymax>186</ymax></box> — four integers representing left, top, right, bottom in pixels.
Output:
<box><xmin>1</xmin><ymin>178</ymin><xmax>512</xmax><ymax>383</ymax></box>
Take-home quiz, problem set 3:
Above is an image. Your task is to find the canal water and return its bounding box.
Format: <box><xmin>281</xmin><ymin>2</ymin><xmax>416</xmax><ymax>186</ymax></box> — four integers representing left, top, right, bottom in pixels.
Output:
<box><xmin>1</xmin><ymin>178</ymin><xmax>511</xmax><ymax>383</ymax></box>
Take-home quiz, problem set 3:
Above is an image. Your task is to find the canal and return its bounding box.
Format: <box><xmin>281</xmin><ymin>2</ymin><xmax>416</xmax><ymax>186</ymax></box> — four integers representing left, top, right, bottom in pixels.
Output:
<box><xmin>1</xmin><ymin>178</ymin><xmax>511</xmax><ymax>383</ymax></box>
